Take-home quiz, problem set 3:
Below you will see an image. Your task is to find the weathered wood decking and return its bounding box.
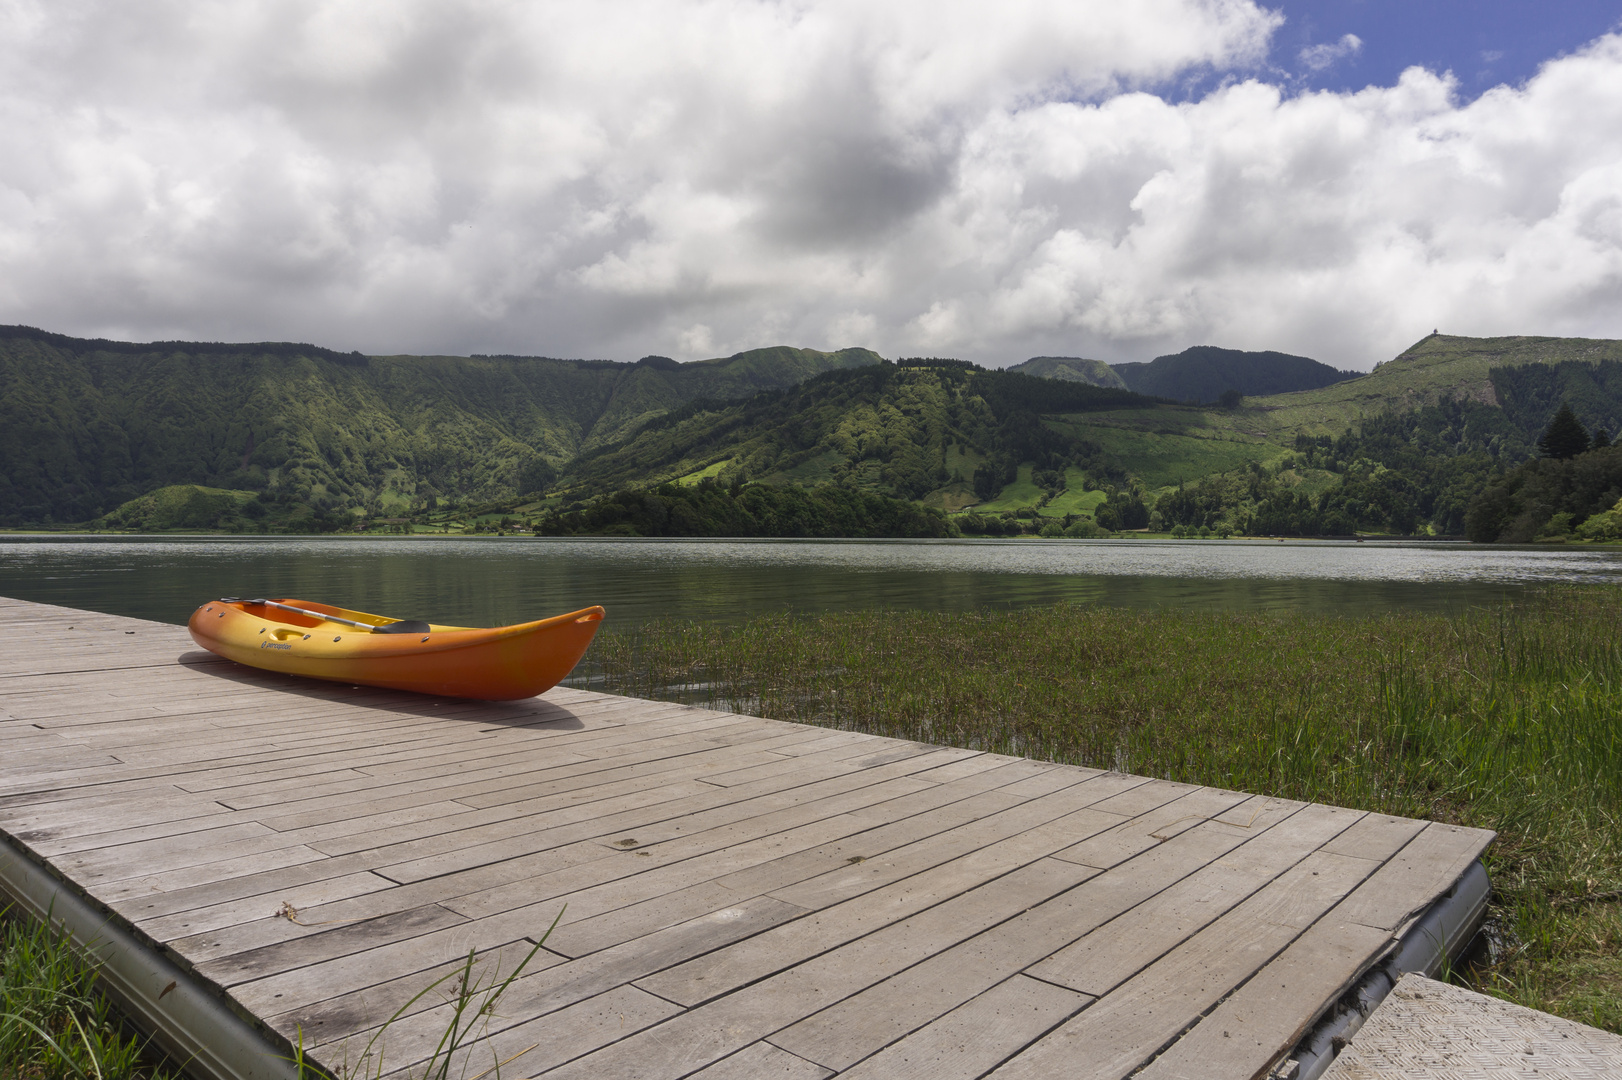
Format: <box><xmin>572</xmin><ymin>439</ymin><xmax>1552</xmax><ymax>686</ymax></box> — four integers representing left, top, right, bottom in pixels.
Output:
<box><xmin>0</xmin><ymin>597</ymin><xmax>1493</xmax><ymax>1080</ymax></box>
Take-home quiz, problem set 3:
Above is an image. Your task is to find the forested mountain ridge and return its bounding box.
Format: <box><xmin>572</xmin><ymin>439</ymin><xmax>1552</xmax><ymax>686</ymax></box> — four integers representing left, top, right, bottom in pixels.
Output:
<box><xmin>552</xmin><ymin>364</ymin><xmax>1154</xmax><ymax>508</ymax></box>
<box><xmin>544</xmin><ymin>334</ymin><xmax>1622</xmax><ymax>540</ymax></box>
<box><xmin>1109</xmin><ymin>345</ymin><xmax>1358</xmax><ymax>402</ymax></box>
<box><xmin>11</xmin><ymin>322</ymin><xmax>1622</xmax><ymax>541</ymax></box>
<box><xmin>1236</xmin><ymin>333</ymin><xmax>1622</xmax><ymax>438</ymax></box>
<box><xmin>0</xmin><ymin>325</ymin><xmax>879</xmax><ymax>524</ymax></box>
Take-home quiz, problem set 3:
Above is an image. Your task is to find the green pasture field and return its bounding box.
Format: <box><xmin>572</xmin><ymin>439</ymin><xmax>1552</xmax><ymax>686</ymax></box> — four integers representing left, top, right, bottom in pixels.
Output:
<box><xmin>972</xmin><ymin>464</ymin><xmax>1046</xmax><ymax>513</ymax></box>
<box><xmin>1042</xmin><ymin>470</ymin><xmax>1108</xmax><ymax>517</ymax></box>
<box><xmin>765</xmin><ymin>450</ymin><xmax>847</xmax><ymax>486</ymax></box>
<box><xmin>591</xmin><ymin>589</ymin><xmax>1622</xmax><ymax>1033</ymax></box>
<box><xmin>673</xmin><ymin>458</ymin><xmax>733</xmax><ymax>485</ymax></box>
<box><xmin>1054</xmin><ymin>418</ymin><xmax>1284</xmax><ymax>490</ymax></box>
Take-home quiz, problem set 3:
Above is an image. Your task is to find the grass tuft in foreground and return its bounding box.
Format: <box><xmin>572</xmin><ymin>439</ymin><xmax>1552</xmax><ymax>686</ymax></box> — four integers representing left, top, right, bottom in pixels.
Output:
<box><xmin>587</xmin><ymin>587</ymin><xmax>1622</xmax><ymax>1032</ymax></box>
<box><xmin>0</xmin><ymin>906</ymin><xmax>182</xmax><ymax>1080</ymax></box>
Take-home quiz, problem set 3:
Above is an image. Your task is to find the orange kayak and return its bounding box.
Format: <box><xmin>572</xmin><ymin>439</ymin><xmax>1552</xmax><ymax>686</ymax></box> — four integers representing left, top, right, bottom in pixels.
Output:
<box><xmin>188</xmin><ymin>597</ymin><xmax>605</xmax><ymax>700</ymax></box>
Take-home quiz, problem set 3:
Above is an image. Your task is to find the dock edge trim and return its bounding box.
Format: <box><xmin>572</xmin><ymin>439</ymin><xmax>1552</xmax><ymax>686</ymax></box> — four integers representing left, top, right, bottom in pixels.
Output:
<box><xmin>0</xmin><ymin>834</ymin><xmax>302</xmax><ymax>1080</ymax></box>
<box><xmin>1283</xmin><ymin>857</ymin><xmax>1493</xmax><ymax>1080</ymax></box>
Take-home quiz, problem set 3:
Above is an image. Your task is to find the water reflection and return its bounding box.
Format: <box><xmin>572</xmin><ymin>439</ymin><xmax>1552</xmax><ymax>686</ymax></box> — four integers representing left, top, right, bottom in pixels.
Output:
<box><xmin>3</xmin><ymin>536</ymin><xmax>1620</xmax><ymax>630</ymax></box>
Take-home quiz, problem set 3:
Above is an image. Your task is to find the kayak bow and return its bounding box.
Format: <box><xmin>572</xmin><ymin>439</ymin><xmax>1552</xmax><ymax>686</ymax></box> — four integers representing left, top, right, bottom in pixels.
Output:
<box><xmin>188</xmin><ymin>597</ymin><xmax>605</xmax><ymax>700</ymax></box>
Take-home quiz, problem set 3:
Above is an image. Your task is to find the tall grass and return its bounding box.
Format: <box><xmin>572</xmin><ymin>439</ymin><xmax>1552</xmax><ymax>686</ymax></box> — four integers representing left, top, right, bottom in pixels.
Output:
<box><xmin>0</xmin><ymin>906</ymin><xmax>183</xmax><ymax>1080</ymax></box>
<box><xmin>586</xmin><ymin>587</ymin><xmax>1622</xmax><ymax>1031</ymax></box>
<box><xmin>0</xmin><ymin>902</ymin><xmax>561</xmax><ymax>1080</ymax></box>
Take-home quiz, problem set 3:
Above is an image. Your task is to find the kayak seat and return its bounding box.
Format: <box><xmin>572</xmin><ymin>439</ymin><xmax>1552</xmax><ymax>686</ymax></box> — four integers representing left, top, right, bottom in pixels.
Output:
<box><xmin>373</xmin><ymin>620</ymin><xmax>433</xmax><ymax>635</ymax></box>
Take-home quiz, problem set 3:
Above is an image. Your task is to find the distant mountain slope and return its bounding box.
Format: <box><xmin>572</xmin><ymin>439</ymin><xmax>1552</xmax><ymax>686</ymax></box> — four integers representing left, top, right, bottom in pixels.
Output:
<box><xmin>1111</xmin><ymin>345</ymin><xmax>1358</xmax><ymax>402</ymax></box>
<box><xmin>1004</xmin><ymin>356</ymin><xmax>1127</xmax><ymax>389</ymax></box>
<box><xmin>559</xmin><ymin>364</ymin><xmax>1152</xmax><ymax>506</ymax></box>
<box><xmin>1233</xmin><ymin>333</ymin><xmax>1622</xmax><ymax>439</ymax></box>
<box><xmin>0</xmin><ymin>324</ymin><xmax>879</xmax><ymax>524</ymax></box>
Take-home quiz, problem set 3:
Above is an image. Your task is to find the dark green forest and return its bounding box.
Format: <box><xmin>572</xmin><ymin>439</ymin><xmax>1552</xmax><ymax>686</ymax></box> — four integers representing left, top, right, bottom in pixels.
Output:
<box><xmin>0</xmin><ymin>325</ymin><xmax>878</xmax><ymax>525</ymax></box>
<box><xmin>1160</xmin><ymin>360</ymin><xmax>1622</xmax><ymax>538</ymax></box>
<box><xmin>1111</xmin><ymin>345</ymin><xmax>1358</xmax><ymax>403</ymax></box>
<box><xmin>556</xmin><ymin>362</ymin><xmax>1154</xmax><ymax>503</ymax></box>
<box><xmin>536</xmin><ymin>482</ymin><xmax>957</xmax><ymax>539</ymax></box>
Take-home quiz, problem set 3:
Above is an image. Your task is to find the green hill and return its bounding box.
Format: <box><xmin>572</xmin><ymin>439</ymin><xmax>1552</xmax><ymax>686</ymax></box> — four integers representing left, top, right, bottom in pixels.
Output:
<box><xmin>555</xmin><ymin>364</ymin><xmax>1149</xmax><ymax>501</ymax></box>
<box><xmin>95</xmin><ymin>484</ymin><xmax>262</xmax><ymax>531</ymax></box>
<box><xmin>1229</xmin><ymin>333</ymin><xmax>1622</xmax><ymax>439</ymax></box>
<box><xmin>0</xmin><ymin>324</ymin><xmax>879</xmax><ymax>525</ymax></box>
<box><xmin>542</xmin><ymin>332</ymin><xmax>1622</xmax><ymax>539</ymax></box>
<box><xmin>1004</xmin><ymin>356</ymin><xmax>1127</xmax><ymax>389</ymax></box>
<box><xmin>1111</xmin><ymin>345</ymin><xmax>1357</xmax><ymax>402</ymax></box>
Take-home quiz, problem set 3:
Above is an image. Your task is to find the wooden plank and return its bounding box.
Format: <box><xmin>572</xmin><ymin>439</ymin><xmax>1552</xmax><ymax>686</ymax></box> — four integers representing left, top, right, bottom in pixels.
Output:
<box><xmin>1317</xmin><ymin>810</ymin><xmax>1427</xmax><ymax>861</ymax></box>
<box><xmin>173</xmin><ymin>842</ymin><xmax>629</xmax><ymax>966</ymax></box>
<box><xmin>218</xmin><ymin>898</ymin><xmax>569</xmax><ymax>1011</ymax></box>
<box><xmin>760</xmin><ymin>773</ymin><xmax>1152</xmax><ymax>914</ymax></box>
<box><xmin>370</xmin><ymin>750</ymin><xmax>966</xmax><ymax>886</ymax></box>
<box><xmin>546</xmin><ymin>858</ymin><xmax>1102</xmax><ymax>1080</ymax></box>
<box><xmin>699</xmin><ymin>787</ymin><xmax>1036</xmax><ymax>903</ymax></box>
<box><xmin>766</xmin><ymin>913</ymin><xmax>1093</xmax><ymax>1072</ymax></box>
<box><xmin>1330</xmin><ymin>821</ymin><xmax>1495</xmax><ymax>933</ymax></box>
<box><xmin>0</xmin><ymin>790</ymin><xmax>233</xmax><ymax>845</ymax></box>
<box><xmin>184</xmin><ymin>773</ymin><xmax>935</xmax><ymax>967</ymax></box>
<box><xmin>766</xmin><ymin>800</ymin><xmax>1321</xmax><ymax>1070</ymax></box>
<box><xmin>55</xmin><ymin>825</ymin><xmax>320</xmax><ymax>886</ymax></box>
<box><xmin>1024</xmin><ymin>801</ymin><xmax>1351</xmax><ymax>995</ymax></box>
<box><xmin>187</xmin><ymin>904</ymin><xmax>470</xmax><ymax>981</ymax></box>
<box><xmin>985</xmin><ymin>850</ymin><xmax>1386</xmax><ymax>1080</ymax></box>
<box><xmin>633</xmin><ymin>827</ymin><xmax>1114</xmax><ymax>1012</ymax></box>
<box><xmin>247</xmin><ymin>744</ymin><xmax>758</xmax><ymax>833</ymax></box>
<box><xmin>689</xmin><ymin>1042</ymin><xmax>832</xmax><ymax>1080</ymax></box>
<box><xmin>106</xmin><ymin>848</ymin><xmax>386</xmax><ymax>923</ymax></box>
<box><xmin>258</xmin><ymin>939</ymin><xmax>547</xmax><ymax>1051</ymax></box>
<box><xmin>241</xmin><ymin>891</ymin><xmax>800</xmax><ymax>1032</ymax></box>
<box><xmin>303</xmin><ymin>778</ymin><xmax>720</xmax><ymax>860</ymax></box>
<box><xmin>551</xmin><ymin>856</ymin><xmax>1096</xmax><ymax>1070</ymax></box>
<box><xmin>286</xmin><ymin>895</ymin><xmax>807</xmax><ymax>1053</ymax></box>
<box><xmin>1049</xmin><ymin>785</ymin><xmax>1264</xmax><ymax>869</ymax></box>
<box><xmin>91</xmin><ymin>843</ymin><xmax>336</xmax><ymax>904</ymax></box>
<box><xmin>695</xmin><ymin>740</ymin><xmax>937</xmax><ymax>788</ymax></box>
<box><xmin>1133</xmin><ymin>917</ymin><xmax>1394</xmax><ymax>1080</ymax></box>
<box><xmin>373</xmin><ymin>984</ymin><xmax>680</xmax><ymax>1080</ymax></box>
<box><xmin>137</xmin><ymin>871</ymin><xmax>399</xmax><ymax>941</ymax></box>
<box><xmin>346</xmin><ymin>780</ymin><xmax>1017</xmax><ymax>939</ymax></box>
<box><xmin>278</xmin><ymin>895</ymin><xmax>804</xmax><ymax>1044</ymax></box>
<box><xmin>224</xmin><ymin>725</ymin><xmax>799</xmax><ymax>818</ymax></box>
<box><xmin>538</xmin><ymin>808</ymin><xmax>967</xmax><ymax>958</ymax></box>
<box><xmin>826</xmin><ymin>975</ymin><xmax>1089</xmax><ymax>1080</ymax></box>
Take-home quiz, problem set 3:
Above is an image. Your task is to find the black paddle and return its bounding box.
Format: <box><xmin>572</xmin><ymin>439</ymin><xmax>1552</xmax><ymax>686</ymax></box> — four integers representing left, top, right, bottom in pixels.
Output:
<box><xmin>221</xmin><ymin>598</ymin><xmax>432</xmax><ymax>635</ymax></box>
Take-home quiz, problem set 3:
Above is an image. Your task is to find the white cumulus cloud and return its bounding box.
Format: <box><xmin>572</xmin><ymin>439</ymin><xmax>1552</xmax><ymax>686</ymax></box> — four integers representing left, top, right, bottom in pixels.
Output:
<box><xmin>1298</xmin><ymin>33</ymin><xmax>1363</xmax><ymax>74</ymax></box>
<box><xmin>1</xmin><ymin>2</ymin><xmax>1621</xmax><ymax>370</ymax></box>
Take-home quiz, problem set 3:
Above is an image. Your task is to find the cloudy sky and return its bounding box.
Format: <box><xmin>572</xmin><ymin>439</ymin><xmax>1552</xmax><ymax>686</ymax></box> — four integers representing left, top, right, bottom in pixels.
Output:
<box><xmin>2</xmin><ymin>1</ymin><xmax>1620</xmax><ymax>369</ymax></box>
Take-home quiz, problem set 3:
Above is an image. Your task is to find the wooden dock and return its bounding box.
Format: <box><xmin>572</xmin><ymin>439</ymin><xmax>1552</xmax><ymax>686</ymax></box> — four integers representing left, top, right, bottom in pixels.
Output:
<box><xmin>0</xmin><ymin>597</ymin><xmax>1493</xmax><ymax>1080</ymax></box>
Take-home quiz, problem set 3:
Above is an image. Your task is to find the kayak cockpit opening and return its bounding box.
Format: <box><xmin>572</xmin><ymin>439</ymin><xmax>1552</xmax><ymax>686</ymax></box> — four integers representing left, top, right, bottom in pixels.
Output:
<box><xmin>372</xmin><ymin>620</ymin><xmax>432</xmax><ymax>635</ymax></box>
<box><xmin>229</xmin><ymin>598</ymin><xmax>434</xmax><ymax>635</ymax></box>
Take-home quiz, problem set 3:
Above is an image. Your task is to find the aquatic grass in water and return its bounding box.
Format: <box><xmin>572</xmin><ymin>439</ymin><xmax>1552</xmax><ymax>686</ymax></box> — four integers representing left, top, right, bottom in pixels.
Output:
<box><xmin>586</xmin><ymin>587</ymin><xmax>1622</xmax><ymax>1032</ymax></box>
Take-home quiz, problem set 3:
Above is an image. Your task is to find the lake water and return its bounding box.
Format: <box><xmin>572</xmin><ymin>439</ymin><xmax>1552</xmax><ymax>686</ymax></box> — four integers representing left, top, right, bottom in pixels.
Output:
<box><xmin>2</xmin><ymin>536</ymin><xmax>1620</xmax><ymax>631</ymax></box>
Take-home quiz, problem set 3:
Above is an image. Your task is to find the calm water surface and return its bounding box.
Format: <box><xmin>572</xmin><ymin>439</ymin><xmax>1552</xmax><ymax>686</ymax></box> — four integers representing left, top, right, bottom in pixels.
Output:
<box><xmin>2</xmin><ymin>536</ymin><xmax>1620</xmax><ymax>631</ymax></box>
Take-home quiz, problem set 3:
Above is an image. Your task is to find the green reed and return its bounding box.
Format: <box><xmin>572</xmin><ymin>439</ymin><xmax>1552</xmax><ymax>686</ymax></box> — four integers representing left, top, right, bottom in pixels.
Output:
<box><xmin>0</xmin><ymin>906</ymin><xmax>182</xmax><ymax>1080</ymax></box>
<box><xmin>585</xmin><ymin>588</ymin><xmax>1622</xmax><ymax>1031</ymax></box>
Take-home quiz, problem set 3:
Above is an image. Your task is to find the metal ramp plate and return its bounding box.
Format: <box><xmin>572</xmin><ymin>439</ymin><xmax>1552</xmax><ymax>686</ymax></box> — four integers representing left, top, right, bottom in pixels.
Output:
<box><xmin>1322</xmin><ymin>973</ymin><xmax>1622</xmax><ymax>1079</ymax></box>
